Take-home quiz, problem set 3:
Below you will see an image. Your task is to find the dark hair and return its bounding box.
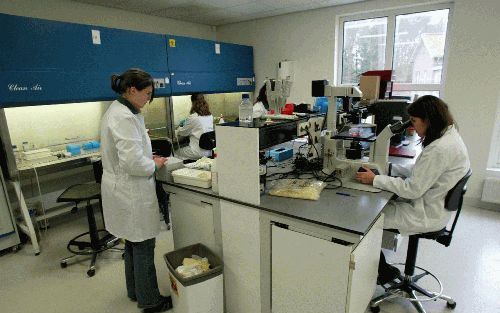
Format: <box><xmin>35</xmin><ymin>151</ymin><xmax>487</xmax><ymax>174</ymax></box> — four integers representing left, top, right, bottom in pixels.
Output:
<box><xmin>407</xmin><ymin>95</ymin><xmax>455</xmax><ymax>147</ymax></box>
<box><xmin>190</xmin><ymin>93</ymin><xmax>211</xmax><ymax>116</ymax></box>
<box><xmin>255</xmin><ymin>81</ymin><xmax>275</xmax><ymax>110</ymax></box>
<box><xmin>111</xmin><ymin>68</ymin><xmax>155</xmax><ymax>100</ymax></box>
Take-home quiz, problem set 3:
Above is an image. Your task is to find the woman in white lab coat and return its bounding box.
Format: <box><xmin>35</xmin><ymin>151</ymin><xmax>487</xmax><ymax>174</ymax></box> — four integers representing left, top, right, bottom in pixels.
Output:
<box><xmin>253</xmin><ymin>83</ymin><xmax>269</xmax><ymax>119</ymax></box>
<box><xmin>356</xmin><ymin>95</ymin><xmax>470</xmax><ymax>284</ymax></box>
<box><xmin>100</xmin><ymin>68</ymin><xmax>171</xmax><ymax>312</ymax></box>
<box><xmin>174</xmin><ymin>93</ymin><xmax>214</xmax><ymax>160</ymax></box>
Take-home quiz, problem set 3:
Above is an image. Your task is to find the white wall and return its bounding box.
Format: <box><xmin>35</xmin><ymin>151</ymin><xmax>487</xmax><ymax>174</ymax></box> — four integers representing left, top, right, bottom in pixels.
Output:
<box><xmin>0</xmin><ymin>0</ymin><xmax>215</xmax><ymax>39</ymax></box>
<box><xmin>216</xmin><ymin>0</ymin><xmax>500</xmax><ymax>206</ymax></box>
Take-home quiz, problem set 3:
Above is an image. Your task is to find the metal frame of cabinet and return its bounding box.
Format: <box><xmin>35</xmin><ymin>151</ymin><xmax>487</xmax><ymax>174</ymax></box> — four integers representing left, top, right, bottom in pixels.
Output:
<box><xmin>0</xmin><ymin>166</ymin><xmax>20</xmax><ymax>252</ymax></box>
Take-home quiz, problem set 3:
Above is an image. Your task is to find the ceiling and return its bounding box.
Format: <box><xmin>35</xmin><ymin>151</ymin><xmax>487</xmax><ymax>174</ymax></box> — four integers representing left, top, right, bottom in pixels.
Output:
<box><xmin>70</xmin><ymin>0</ymin><xmax>366</xmax><ymax>26</ymax></box>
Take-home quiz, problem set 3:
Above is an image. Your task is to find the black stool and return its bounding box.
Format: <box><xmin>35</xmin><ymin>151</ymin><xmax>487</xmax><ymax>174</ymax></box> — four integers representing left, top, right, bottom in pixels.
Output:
<box><xmin>370</xmin><ymin>169</ymin><xmax>471</xmax><ymax>313</ymax></box>
<box><xmin>58</xmin><ymin>182</ymin><xmax>122</xmax><ymax>277</ymax></box>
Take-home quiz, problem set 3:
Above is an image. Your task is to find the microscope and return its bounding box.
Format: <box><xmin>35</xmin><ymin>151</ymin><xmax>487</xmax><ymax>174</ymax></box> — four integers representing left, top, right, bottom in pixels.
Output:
<box><xmin>312</xmin><ymin>80</ymin><xmax>410</xmax><ymax>192</ymax></box>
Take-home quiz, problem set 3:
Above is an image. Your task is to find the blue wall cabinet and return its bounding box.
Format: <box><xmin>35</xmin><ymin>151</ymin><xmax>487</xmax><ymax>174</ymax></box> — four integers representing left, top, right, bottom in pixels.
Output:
<box><xmin>0</xmin><ymin>13</ymin><xmax>170</xmax><ymax>107</ymax></box>
<box><xmin>0</xmin><ymin>13</ymin><xmax>254</xmax><ymax>107</ymax></box>
<box><xmin>166</xmin><ymin>35</ymin><xmax>254</xmax><ymax>95</ymax></box>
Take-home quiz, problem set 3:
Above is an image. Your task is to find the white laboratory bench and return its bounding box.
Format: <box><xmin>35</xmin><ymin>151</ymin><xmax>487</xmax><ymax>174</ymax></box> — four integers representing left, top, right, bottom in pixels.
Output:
<box><xmin>13</xmin><ymin>152</ymin><xmax>100</xmax><ymax>255</ymax></box>
<box><xmin>160</xmin><ymin>178</ymin><xmax>388</xmax><ymax>313</ymax></box>
<box><xmin>155</xmin><ymin>120</ymin><xmax>422</xmax><ymax>313</ymax></box>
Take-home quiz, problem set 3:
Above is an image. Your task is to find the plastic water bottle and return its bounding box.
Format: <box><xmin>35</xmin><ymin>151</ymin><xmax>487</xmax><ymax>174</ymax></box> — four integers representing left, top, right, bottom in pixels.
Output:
<box><xmin>239</xmin><ymin>94</ymin><xmax>253</xmax><ymax>125</ymax></box>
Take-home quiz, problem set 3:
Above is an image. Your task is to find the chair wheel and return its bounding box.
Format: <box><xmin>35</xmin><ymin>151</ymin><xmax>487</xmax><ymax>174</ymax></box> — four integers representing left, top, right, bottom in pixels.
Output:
<box><xmin>87</xmin><ymin>269</ymin><xmax>95</xmax><ymax>277</ymax></box>
<box><xmin>61</xmin><ymin>261</ymin><xmax>67</xmax><ymax>268</ymax></box>
<box><xmin>370</xmin><ymin>306</ymin><xmax>380</xmax><ymax>313</ymax></box>
<box><xmin>446</xmin><ymin>301</ymin><xmax>456</xmax><ymax>309</ymax></box>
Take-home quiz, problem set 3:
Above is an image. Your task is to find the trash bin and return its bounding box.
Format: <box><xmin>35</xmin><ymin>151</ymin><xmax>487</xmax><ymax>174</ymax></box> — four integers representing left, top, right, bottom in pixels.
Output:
<box><xmin>164</xmin><ymin>243</ymin><xmax>223</xmax><ymax>313</ymax></box>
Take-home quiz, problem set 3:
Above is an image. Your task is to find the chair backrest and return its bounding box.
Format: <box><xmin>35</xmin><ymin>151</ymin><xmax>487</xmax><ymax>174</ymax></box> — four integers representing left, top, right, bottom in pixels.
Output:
<box><xmin>92</xmin><ymin>159</ymin><xmax>103</xmax><ymax>184</ymax></box>
<box><xmin>151</xmin><ymin>138</ymin><xmax>173</xmax><ymax>157</ymax></box>
<box><xmin>436</xmin><ymin>169</ymin><xmax>471</xmax><ymax>246</ymax></box>
<box><xmin>199</xmin><ymin>131</ymin><xmax>216</xmax><ymax>151</ymax></box>
<box><xmin>445</xmin><ymin>168</ymin><xmax>472</xmax><ymax>211</ymax></box>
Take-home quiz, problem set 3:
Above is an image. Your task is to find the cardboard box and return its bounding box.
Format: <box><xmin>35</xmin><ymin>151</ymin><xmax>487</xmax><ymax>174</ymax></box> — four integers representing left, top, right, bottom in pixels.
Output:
<box><xmin>360</xmin><ymin>75</ymin><xmax>381</xmax><ymax>100</ymax></box>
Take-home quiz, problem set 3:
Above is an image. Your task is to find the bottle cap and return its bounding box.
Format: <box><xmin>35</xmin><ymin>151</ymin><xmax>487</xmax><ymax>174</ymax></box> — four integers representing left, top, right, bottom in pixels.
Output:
<box><xmin>242</xmin><ymin>94</ymin><xmax>249</xmax><ymax>99</ymax></box>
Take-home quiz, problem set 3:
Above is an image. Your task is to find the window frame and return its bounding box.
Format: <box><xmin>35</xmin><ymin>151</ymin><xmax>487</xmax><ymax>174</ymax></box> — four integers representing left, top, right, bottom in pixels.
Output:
<box><xmin>336</xmin><ymin>3</ymin><xmax>454</xmax><ymax>97</ymax></box>
<box><xmin>488</xmin><ymin>97</ymin><xmax>500</xmax><ymax>170</ymax></box>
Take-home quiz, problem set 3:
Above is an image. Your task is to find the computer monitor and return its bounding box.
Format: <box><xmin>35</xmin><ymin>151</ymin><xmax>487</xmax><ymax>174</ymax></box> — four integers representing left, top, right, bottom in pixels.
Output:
<box><xmin>370</xmin><ymin>100</ymin><xmax>410</xmax><ymax>144</ymax></box>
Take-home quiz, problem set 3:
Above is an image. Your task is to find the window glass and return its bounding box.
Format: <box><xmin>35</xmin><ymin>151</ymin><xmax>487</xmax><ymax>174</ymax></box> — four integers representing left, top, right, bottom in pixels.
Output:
<box><xmin>341</xmin><ymin>17</ymin><xmax>387</xmax><ymax>84</ymax></box>
<box><xmin>392</xmin><ymin>9</ymin><xmax>449</xmax><ymax>84</ymax></box>
<box><xmin>392</xmin><ymin>90</ymin><xmax>440</xmax><ymax>99</ymax></box>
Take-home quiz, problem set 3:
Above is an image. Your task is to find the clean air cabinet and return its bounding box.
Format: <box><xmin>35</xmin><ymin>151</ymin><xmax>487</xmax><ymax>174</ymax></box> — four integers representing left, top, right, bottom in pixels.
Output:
<box><xmin>166</xmin><ymin>35</ymin><xmax>254</xmax><ymax>95</ymax></box>
<box><xmin>271</xmin><ymin>215</ymin><xmax>384</xmax><ymax>313</ymax></box>
<box><xmin>0</xmin><ymin>13</ymin><xmax>169</xmax><ymax>106</ymax></box>
<box><xmin>167</xmin><ymin>186</ymin><xmax>222</xmax><ymax>259</ymax></box>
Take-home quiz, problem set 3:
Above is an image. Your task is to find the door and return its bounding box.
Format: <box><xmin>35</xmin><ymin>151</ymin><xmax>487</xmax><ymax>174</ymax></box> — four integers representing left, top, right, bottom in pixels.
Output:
<box><xmin>271</xmin><ymin>224</ymin><xmax>352</xmax><ymax>313</ymax></box>
<box><xmin>170</xmin><ymin>193</ymin><xmax>218</xmax><ymax>256</ymax></box>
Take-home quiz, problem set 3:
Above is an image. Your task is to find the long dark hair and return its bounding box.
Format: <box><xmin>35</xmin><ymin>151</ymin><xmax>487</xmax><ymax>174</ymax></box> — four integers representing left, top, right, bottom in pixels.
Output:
<box><xmin>111</xmin><ymin>68</ymin><xmax>155</xmax><ymax>100</ymax></box>
<box><xmin>407</xmin><ymin>95</ymin><xmax>455</xmax><ymax>147</ymax></box>
<box><xmin>255</xmin><ymin>82</ymin><xmax>274</xmax><ymax>110</ymax></box>
<box><xmin>190</xmin><ymin>93</ymin><xmax>211</xmax><ymax>116</ymax></box>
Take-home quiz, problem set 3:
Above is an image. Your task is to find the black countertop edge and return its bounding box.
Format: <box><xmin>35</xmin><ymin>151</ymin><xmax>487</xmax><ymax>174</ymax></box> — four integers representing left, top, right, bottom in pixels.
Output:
<box><xmin>160</xmin><ymin>180</ymin><xmax>369</xmax><ymax>237</ymax></box>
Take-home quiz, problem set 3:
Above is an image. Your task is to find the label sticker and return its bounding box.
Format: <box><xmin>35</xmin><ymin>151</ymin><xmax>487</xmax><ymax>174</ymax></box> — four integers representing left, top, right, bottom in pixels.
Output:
<box><xmin>169</xmin><ymin>39</ymin><xmax>176</xmax><ymax>47</ymax></box>
<box><xmin>215</xmin><ymin>43</ymin><xmax>220</xmax><ymax>54</ymax></box>
<box><xmin>237</xmin><ymin>78</ymin><xmax>254</xmax><ymax>86</ymax></box>
<box><xmin>91</xmin><ymin>30</ymin><xmax>101</xmax><ymax>45</ymax></box>
<box><xmin>153</xmin><ymin>78</ymin><xmax>167</xmax><ymax>88</ymax></box>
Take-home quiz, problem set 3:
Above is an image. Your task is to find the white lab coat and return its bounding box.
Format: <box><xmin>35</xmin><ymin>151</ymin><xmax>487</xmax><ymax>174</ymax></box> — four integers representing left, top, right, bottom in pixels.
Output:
<box><xmin>100</xmin><ymin>100</ymin><xmax>160</xmax><ymax>242</ymax></box>
<box><xmin>374</xmin><ymin>126</ymin><xmax>470</xmax><ymax>235</ymax></box>
<box><xmin>175</xmin><ymin>113</ymin><xmax>214</xmax><ymax>160</ymax></box>
<box><xmin>253</xmin><ymin>101</ymin><xmax>268</xmax><ymax>118</ymax></box>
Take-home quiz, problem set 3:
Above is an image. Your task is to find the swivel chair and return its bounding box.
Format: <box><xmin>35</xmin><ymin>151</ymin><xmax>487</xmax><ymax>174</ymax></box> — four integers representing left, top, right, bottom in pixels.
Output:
<box><xmin>199</xmin><ymin>131</ymin><xmax>216</xmax><ymax>151</ymax></box>
<box><xmin>58</xmin><ymin>160</ymin><xmax>122</xmax><ymax>277</ymax></box>
<box><xmin>370</xmin><ymin>169</ymin><xmax>472</xmax><ymax>313</ymax></box>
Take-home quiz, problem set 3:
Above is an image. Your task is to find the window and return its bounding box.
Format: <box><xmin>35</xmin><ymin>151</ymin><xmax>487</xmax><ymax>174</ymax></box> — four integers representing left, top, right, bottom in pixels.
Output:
<box><xmin>338</xmin><ymin>4</ymin><xmax>452</xmax><ymax>98</ymax></box>
<box><xmin>488</xmin><ymin>101</ymin><xmax>500</xmax><ymax>169</ymax></box>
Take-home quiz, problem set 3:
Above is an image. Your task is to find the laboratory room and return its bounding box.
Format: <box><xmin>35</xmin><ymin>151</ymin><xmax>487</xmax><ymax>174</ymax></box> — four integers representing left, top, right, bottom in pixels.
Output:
<box><xmin>0</xmin><ymin>0</ymin><xmax>499</xmax><ymax>313</ymax></box>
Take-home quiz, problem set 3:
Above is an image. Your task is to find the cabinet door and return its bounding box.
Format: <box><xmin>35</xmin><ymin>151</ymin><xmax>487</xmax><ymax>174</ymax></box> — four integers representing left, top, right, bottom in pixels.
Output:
<box><xmin>272</xmin><ymin>225</ymin><xmax>352</xmax><ymax>313</ymax></box>
<box><xmin>346</xmin><ymin>215</ymin><xmax>384</xmax><ymax>313</ymax></box>
<box><xmin>170</xmin><ymin>193</ymin><xmax>217</xmax><ymax>255</ymax></box>
<box><xmin>166</xmin><ymin>35</ymin><xmax>254</xmax><ymax>94</ymax></box>
<box><xmin>0</xmin><ymin>13</ymin><xmax>170</xmax><ymax>106</ymax></box>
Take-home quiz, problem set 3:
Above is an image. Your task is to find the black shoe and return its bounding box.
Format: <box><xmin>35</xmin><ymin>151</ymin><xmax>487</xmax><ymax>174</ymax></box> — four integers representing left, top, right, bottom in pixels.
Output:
<box><xmin>129</xmin><ymin>296</ymin><xmax>137</xmax><ymax>302</ymax></box>
<box><xmin>142</xmin><ymin>296</ymin><xmax>172</xmax><ymax>313</ymax></box>
<box><xmin>377</xmin><ymin>264</ymin><xmax>401</xmax><ymax>285</ymax></box>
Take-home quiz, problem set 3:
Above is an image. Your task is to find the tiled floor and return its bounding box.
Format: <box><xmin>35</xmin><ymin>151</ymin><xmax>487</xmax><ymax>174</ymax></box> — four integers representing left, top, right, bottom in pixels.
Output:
<box><xmin>0</xmin><ymin>205</ymin><xmax>499</xmax><ymax>313</ymax></box>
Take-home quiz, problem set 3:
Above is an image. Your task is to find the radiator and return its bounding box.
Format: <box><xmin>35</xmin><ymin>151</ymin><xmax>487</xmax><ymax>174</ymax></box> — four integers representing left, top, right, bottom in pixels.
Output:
<box><xmin>481</xmin><ymin>177</ymin><xmax>500</xmax><ymax>204</ymax></box>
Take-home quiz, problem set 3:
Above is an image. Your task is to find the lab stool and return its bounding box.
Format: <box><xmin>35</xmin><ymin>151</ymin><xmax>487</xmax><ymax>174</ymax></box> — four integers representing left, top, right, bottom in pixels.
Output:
<box><xmin>370</xmin><ymin>169</ymin><xmax>471</xmax><ymax>313</ymax></box>
<box><xmin>57</xmin><ymin>182</ymin><xmax>122</xmax><ymax>277</ymax></box>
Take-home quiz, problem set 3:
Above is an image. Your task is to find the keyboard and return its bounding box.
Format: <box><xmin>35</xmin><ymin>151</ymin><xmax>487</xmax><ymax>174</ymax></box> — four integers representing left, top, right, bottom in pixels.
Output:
<box><xmin>263</xmin><ymin>114</ymin><xmax>299</xmax><ymax>120</ymax></box>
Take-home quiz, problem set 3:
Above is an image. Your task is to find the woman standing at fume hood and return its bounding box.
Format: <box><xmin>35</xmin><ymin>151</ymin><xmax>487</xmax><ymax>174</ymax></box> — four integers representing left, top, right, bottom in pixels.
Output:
<box><xmin>100</xmin><ymin>68</ymin><xmax>172</xmax><ymax>312</ymax></box>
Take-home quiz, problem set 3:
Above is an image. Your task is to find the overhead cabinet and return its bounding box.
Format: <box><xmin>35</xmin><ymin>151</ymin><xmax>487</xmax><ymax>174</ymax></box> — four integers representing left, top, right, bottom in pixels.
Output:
<box><xmin>0</xmin><ymin>13</ymin><xmax>170</xmax><ymax>107</ymax></box>
<box><xmin>0</xmin><ymin>14</ymin><xmax>254</xmax><ymax>107</ymax></box>
<box><xmin>166</xmin><ymin>35</ymin><xmax>254</xmax><ymax>95</ymax></box>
